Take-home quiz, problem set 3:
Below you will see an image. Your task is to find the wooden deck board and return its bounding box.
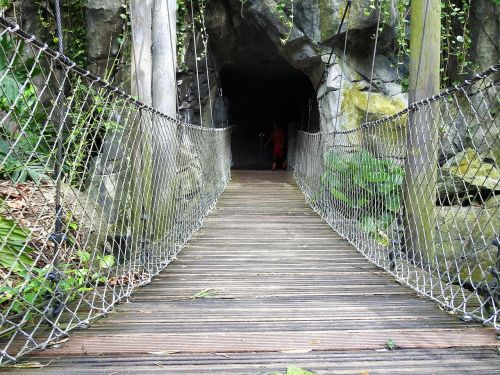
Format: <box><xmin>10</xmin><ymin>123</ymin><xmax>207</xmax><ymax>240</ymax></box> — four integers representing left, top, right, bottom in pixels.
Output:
<box><xmin>5</xmin><ymin>171</ymin><xmax>498</xmax><ymax>374</ymax></box>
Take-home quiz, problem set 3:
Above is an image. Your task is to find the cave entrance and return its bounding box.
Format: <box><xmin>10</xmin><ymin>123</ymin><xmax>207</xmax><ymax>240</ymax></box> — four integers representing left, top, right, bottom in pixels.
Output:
<box><xmin>220</xmin><ymin>62</ymin><xmax>318</xmax><ymax>170</ymax></box>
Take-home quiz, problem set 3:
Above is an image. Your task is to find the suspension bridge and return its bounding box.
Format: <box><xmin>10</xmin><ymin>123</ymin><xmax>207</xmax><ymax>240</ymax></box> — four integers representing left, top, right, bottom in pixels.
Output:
<box><xmin>0</xmin><ymin>7</ymin><xmax>499</xmax><ymax>375</ymax></box>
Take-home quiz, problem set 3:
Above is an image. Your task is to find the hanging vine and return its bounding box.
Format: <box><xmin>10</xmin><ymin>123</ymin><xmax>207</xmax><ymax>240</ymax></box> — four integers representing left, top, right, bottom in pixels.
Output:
<box><xmin>269</xmin><ymin>0</ymin><xmax>295</xmax><ymax>45</ymax></box>
<box><xmin>176</xmin><ymin>0</ymin><xmax>211</xmax><ymax>70</ymax></box>
<box><xmin>366</xmin><ymin>0</ymin><xmax>474</xmax><ymax>88</ymax></box>
<box><xmin>33</xmin><ymin>0</ymin><xmax>88</xmax><ymax>66</ymax></box>
<box><xmin>440</xmin><ymin>0</ymin><xmax>473</xmax><ymax>86</ymax></box>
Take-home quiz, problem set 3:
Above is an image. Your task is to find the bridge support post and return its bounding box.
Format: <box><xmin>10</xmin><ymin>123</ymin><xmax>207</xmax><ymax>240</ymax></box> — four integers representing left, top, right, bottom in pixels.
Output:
<box><xmin>151</xmin><ymin>0</ymin><xmax>179</xmax><ymax>243</ymax></box>
<box><xmin>403</xmin><ymin>0</ymin><xmax>440</xmax><ymax>268</ymax></box>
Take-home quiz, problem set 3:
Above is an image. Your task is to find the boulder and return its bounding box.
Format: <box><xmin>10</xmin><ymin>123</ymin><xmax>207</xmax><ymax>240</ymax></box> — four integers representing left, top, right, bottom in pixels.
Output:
<box><xmin>443</xmin><ymin>148</ymin><xmax>500</xmax><ymax>191</ymax></box>
<box><xmin>439</xmin><ymin>102</ymin><xmax>469</xmax><ymax>159</ymax></box>
<box><xmin>437</xmin><ymin>149</ymin><xmax>500</xmax><ymax>203</ymax></box>
<box><xmin>436</xmin><ymin>173</ymin><xmax>468</xmax><ymax>203</ymax></box>
<box><xmin>435</xmin><ymin>205</ymin><xmax>498</xmax><ymax>285</ymax></box>
<box><xmin>294</xmin><ymin>0</ymin><xmax>321</xmax><ymax>43</ymax></box>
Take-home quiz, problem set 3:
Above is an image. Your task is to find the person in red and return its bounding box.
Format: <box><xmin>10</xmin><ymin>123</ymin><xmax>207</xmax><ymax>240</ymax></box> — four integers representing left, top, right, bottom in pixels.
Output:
<box><xmin>265</xmin><ymin>122</ymin><xmax>286</xmax><ymax>170</ymax></box>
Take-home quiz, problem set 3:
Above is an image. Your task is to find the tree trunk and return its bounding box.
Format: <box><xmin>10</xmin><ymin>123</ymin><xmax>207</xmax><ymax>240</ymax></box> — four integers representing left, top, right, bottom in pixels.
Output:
<box><xmin>403</xmin><ymin>0</ymin><xmax>440</xmax><ymax>268</ymax></box>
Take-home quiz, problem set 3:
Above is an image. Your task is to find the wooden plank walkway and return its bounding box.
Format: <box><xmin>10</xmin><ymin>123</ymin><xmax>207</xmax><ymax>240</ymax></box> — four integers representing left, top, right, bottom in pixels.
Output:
<box><xmin>6</xmin><ymin>171</ymin><xmax>499</xmax><ymax>374</ymax></box>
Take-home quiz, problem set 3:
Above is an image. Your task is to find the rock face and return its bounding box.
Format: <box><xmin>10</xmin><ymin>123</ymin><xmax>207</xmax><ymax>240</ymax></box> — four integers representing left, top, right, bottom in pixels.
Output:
<box><xmin>178</xmin><ymin>0</ymin><xmax>405</xmax><ymax>135</ymax></box>
<box><xmin>470</xmin><ymin>0</ymin><xmax>499</xmax><ymax>71</ymax></box>
<box><xmin>84</xmin><ymin>0</ymin><xmax>124</xmax><ymax>79</ymax></box>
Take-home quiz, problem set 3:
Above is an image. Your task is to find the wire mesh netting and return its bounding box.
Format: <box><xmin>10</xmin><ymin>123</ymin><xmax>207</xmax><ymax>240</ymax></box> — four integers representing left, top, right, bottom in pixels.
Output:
<box><xmin>0</xmin><ymin>18</ymin><xmax>232</xmax><ymax>363</ymax></box>
<box><xmin>295</xmin><ymin>65</ymin><xmax>500</xmax><ymax>331</ymax></box>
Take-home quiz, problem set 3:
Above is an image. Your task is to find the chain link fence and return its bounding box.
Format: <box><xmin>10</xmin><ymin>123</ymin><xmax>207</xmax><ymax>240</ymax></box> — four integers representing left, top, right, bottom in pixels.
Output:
<box><xmin>0</xmin><ymin>18</ymin><xmax>232</xmax><ymax>363</ymax></box>
<box><xmin>295</xmin><ymin>65</ymin><xmax>500</xmax><ymax>331</ymax></box>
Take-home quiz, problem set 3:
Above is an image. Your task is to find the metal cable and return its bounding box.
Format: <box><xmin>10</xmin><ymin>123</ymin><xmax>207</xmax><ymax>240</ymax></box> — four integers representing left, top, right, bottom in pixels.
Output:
<box><xmin>199</xmin><ymin>0</ymin><xmax>214</xmax><ymax>127</ymax></box>
<box><xmin>0</xmin><ymin>18</ymin><xmax>232</xmax><ymax>364</ymax></box>
<box><xmin>363</xmin><ymin>2</ymin><xmax>383</xmax><ymax>123</ymax></box>
<box><xmin>189</xmin><ymin>0</ymin><xmax>204</xmax><ymax>126</ymax></box>
<box><xmin>314</xmin><ymin>0</ymin><xmax>352</xmax><ymax>95</ymax></box>
<box><xmin>295</xmin><ymin>64</ymin><xmax>500</xmax><ymax>332</ymax></box>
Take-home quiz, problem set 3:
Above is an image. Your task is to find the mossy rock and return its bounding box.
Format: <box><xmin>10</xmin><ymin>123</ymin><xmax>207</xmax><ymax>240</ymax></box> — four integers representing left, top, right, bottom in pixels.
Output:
<box><xmin>339</xmin><ymin>84</ymin><xmax>406</xmax><ymax>156</ymax></box>
<box><xmin>443</xmin><ymin>148</ymin><xmax>500</xmax><ymax>191</ymax></box>
<box><xmin>318</xmin><ymin>0</ymin><xmax>338</xmax><ymax>42</ymax></box>
<box><xmin>318</xmin><ymin>0</ymin><xmax>395</xmax><ymax>42</ymax></box>
<box><xmin>435</xmin><ymin>206</ymin><xmax>498</xmax><ymax>284</ymax></box>
<box><xmin>485</xmin><ymin>194</ymin><xmax>500</xmax><ymax>208</ymax></box>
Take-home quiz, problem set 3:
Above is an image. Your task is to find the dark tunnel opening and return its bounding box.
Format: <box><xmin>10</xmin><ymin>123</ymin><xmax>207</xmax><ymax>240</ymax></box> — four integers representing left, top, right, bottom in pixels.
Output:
<box><xmin>220</xmin><ymin>62</ymin><xmax>319</xmax><ymax>170</ymax></box>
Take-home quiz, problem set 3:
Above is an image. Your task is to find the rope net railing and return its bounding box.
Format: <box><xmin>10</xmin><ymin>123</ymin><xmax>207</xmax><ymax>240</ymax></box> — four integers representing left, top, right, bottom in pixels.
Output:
<box><xmin>0</xmin><ymin>18</ymin><xmax>232</xmax><ymax>364</ymax></box>
<box><xmin>295</xmin><ymin>65</ymin><xmax>500</xmax><ymax>330</ymax></box>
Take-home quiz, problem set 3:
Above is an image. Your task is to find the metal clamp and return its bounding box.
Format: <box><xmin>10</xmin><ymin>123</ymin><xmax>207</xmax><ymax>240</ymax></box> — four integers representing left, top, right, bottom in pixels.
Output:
<box><xmin>49</xmin><ymin>232</ymin><xmax>67</xmax><ymax>246</ymax></box>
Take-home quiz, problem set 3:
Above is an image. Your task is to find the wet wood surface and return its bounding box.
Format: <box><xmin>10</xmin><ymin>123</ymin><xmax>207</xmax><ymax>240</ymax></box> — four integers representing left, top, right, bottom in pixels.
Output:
<box><xmin>6</xmin><ymin>171</ymin><xmax>498</xmax><ymax>374</ymax></box>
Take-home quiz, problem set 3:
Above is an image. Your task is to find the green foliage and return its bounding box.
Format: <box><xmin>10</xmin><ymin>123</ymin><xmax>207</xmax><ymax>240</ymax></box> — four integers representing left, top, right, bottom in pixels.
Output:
<box><xmin>322</xmin><ymin>150</ymin><xmax>404</xmax><ymax>246</ymax></box>
<box><xmin>440</xmin><ymin>0</ymin><xmax>473</xmax><ymax>86</ymax></box>
<box><xmin>385</xmin><ymin>337</ymin><xmax>396</xmax><ymax>350</ymax></box>
<box><xmin>0</xmin><ymin>0</ymin><xmax>12</xmax><ymax>10</ymax></box>
<box><xmin>63</xmin><ymin>80</ymin><xmax>126</xmax><ymax>185</ymax></box>
<box><xmin>0</xmin><ymin>202</ymin><xmax>115</xmax><ymax>319</ymax></box>
<box><xmin>0</xmin><ymin>241</ymin><xmax>116</xmax><ymax>317</ymax></box>
<box><xmin>0</xmin><ymin>267</ymin><xmax>53</xmax><ymax>311</ymax></box>
<box><xmin>177</xmin><ymin>0</ymin><xmax>190</xmax><ymax>69</ymax></box>
<box><xmin>177</xmin><ymin>0</ymin><xmax>210</xmax><ymax>68</ymax></box>
<box><xmin>271</xmin><ymin>366</ymin><xmax>317</xmax><ymax>375</ymax></box>
<box><xmin>272</xmin><ymin>0</ymin><xmax>295</xmax><ymax>45</ymax></box>
<box><xmin>0</xmin><ymin>35</ymin><xmax>50</xmax><ymax>184</ymax></box>
<box><xmin>0</xmin><ymin>36</ymin><xmax>41</xmax><ymax>118</ymax></box>
<box><xmin>0</xmin><ymin>139</ymin><xmax>49</xmax><ymax>183</ymax></box>
<box><xmin>0</xmin><ymin>216</ymin><xmax>34</xmax><ymax>275</ymax></box>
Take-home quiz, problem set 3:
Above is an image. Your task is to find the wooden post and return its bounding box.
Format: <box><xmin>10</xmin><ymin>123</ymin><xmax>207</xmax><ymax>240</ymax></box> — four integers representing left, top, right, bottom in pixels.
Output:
<box><xmin>403</xmin><ymin>0</ymin><xmax>440</xmax><ymax>268</ymax></box>
<box><xmin>130</xmin><ymin>1</ymin><xmax>154</xmax><ymax>250</ymax></box>
<box><xmin>152</xmin><ymin>0</ymin><xmax>177</xmax><ymax>116</ymax></box>
<box><xmin>130</xmin><ymin>0</ymin><xmax>153</xmax><ymax>105</ymax></box>
<box><xmin>151</xmin><ymin>0</ymin><xmax>178</xmax><ymax>240</ymax></box>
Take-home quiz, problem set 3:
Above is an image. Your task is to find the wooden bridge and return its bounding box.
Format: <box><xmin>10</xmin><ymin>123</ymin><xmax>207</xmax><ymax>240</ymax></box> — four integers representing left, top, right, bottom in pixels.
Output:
<box><xmin>6</xmin><ymin>171</ymin><xmax>498</xmax><ymax>374</ymax></box>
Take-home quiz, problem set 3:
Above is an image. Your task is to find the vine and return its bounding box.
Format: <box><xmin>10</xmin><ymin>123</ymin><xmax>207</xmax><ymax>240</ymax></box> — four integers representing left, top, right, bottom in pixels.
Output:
<box><xmin>0</xmin><ymin>0</ymin><xmax>12</xmax><ymax>11</ymax></box>
<box><xmin>176</xmin><ymin>0</ymin><xmax>210</xmax><ymax>70</ymax></box>
<box><xmin>365</xmin><ymin>0</ymin><xmax>474</xmax><ymax>88</ymax></box>
<box><xmin>177</xmin><ymin>0</ymin><xmax>190</xmax><ymax>70</ymax></box>
<box><xmin>270</xmin><ymin>0</ymin><xmax>295</xmax><ymax>45</ymax></box>
<box><xmin>440</xmin><ymin>0</ymin><xmax>472</xmax><ymax>86</ymax></box>
<box><xmin>33</xmin><ymin>0</ymin><xmax>88</xmax><ymax>66</ymax></box>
